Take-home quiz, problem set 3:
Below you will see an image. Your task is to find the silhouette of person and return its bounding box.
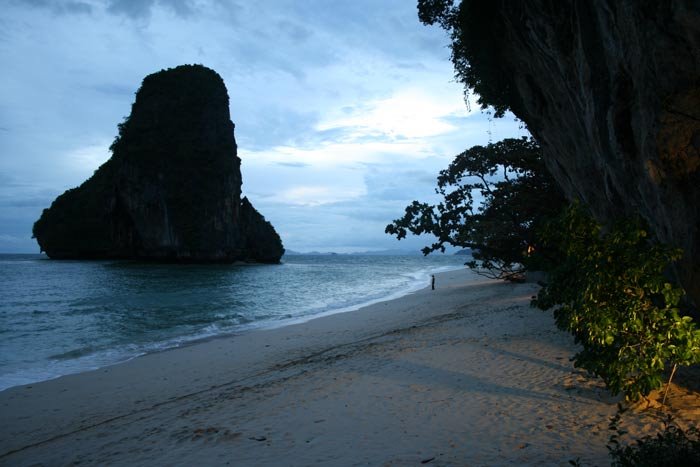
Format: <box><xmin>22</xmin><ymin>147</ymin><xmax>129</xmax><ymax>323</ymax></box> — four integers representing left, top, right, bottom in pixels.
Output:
<box><xmin>431</xmin><ymin>274</ymin><xmax>435</xmax><ymax>290</ymax></box>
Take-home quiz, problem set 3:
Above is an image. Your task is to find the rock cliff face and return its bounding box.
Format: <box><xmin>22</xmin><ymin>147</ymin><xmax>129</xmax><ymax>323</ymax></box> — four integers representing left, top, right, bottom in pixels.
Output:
<box><xmin>459</xmin><ymin>1</ymin><xmax>699</xmax><ymax>305</ymax></box>
<box><xmin>33</xmin><ymin>65</ymin><xmax>284</xmax><ymax>263</ymax></box>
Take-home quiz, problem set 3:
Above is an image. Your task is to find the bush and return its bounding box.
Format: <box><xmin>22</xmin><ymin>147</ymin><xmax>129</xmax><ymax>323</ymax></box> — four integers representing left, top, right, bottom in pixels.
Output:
<box><xmin>608</xmin><ymin>408</ymin><xmax>700</xmax><ymax>466</ymax></box>
<box><xmin>533</xmin><ymin>204</ymin><xmax>700</xmax><ymax>400</ymax></box>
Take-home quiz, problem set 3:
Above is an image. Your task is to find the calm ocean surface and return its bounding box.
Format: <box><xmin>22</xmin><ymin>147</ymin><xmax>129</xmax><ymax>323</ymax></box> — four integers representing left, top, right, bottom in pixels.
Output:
<box><xmin>0</xmin><ymin>253</ymin><xmax>469</xmax><ymax>391</ymax></box>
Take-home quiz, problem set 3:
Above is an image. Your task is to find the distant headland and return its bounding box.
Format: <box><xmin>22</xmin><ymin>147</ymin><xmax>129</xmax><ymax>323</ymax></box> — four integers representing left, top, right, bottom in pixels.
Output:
<box><xmin>33</xmin><ymin>64</ymin><xmax>284</xmax><ymax>263</ymax></box>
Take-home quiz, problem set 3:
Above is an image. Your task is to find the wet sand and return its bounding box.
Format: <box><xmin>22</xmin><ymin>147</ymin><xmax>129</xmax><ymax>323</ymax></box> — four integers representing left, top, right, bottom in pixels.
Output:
<box><xmin>1</xmin><ymin>269</ymin><xmax>697</xmax><ymax>466</ymax></box>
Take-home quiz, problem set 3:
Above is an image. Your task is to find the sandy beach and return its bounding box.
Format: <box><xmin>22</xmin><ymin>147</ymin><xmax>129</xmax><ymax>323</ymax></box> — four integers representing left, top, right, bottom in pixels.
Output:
<box><xmin>1</xmin><ymin>269</ymin><xmax>698</xmax><ymax>466</ymax></box>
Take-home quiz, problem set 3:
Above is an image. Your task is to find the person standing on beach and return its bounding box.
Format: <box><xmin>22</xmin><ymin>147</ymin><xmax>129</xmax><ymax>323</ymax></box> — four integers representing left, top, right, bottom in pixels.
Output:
<box><xmin>431</xmin><ymin>274</ymin><xmax>435</xmax><ymax>290</ymax></box>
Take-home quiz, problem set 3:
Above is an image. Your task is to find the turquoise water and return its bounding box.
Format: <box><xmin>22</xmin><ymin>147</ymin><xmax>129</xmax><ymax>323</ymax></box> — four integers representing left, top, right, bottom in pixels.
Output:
<box><xmin>0</xmin><ymin>253</ymin><xmax>469</xmax><ymax>391</ymax></box>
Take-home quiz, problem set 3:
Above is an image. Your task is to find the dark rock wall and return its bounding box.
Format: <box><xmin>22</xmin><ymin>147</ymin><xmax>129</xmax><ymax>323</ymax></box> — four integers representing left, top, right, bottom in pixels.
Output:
<box><xmin>33</xmin><ymin>65</ymin><xmax>284</xmax><ymax>263</ymax></box>
<box><xmin>238</xmin><ymin>197</ymin><xmax>286</xmax><ymax>263</ymax></box>
<box><xmin>471</xmin><ymin>1</ymin><xmax>699</xmax><ymax>304</ymax></box>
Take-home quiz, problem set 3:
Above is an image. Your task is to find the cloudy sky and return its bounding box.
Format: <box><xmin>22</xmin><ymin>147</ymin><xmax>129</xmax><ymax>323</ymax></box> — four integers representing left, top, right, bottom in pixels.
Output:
<box><xmin>1</xmin><ymin>0</ymin><xmax>525</xmax><ymax>254</ymax></box>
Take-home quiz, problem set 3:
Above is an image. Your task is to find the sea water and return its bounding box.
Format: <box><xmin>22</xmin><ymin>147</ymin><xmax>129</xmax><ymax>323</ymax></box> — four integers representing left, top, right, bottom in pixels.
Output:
<box><xmin>0</xmin><ymin>253</ymin><xmax>469</xmax><ymax>391</ymax></box>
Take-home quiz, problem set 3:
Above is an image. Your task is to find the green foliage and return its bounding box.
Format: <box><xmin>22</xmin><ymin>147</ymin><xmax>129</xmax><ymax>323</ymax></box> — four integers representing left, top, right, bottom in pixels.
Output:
<box><xmin>608</xmin><ymin>408</ymin><xmax>700</xmax><ymax>466</ymax></box>
<box><xmin>385</xmin><ymin>137</ymin><xmax>566</xmax><ymax>280</ymax></box>
<box><xmin>533</xmin><ymin>204</ymin><xmax>700</xmax><ymax>400</ymax></box>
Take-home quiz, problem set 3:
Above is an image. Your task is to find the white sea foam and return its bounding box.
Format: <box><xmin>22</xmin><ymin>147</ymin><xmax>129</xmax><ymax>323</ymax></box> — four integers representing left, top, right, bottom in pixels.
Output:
<box><xmin>0</xmin><ymin>254</ymin><xmax>471</xmax><ymax>391</ymax></box>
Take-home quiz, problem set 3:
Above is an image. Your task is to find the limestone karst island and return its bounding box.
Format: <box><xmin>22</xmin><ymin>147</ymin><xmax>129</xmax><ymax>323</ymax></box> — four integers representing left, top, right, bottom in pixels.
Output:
<box><xmin>32</xmin><ymin>64</ymin><xmax>284</xmax><ymax>263</ymax></box>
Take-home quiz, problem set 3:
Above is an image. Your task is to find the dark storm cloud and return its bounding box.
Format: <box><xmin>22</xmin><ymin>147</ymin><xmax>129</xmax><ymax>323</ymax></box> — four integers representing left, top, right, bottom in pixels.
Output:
<box><xmin>91</xmin><ymin>83</ymin><xmax>136</xmax><ymax>98</ymax></box>
<box><xmin>278</xmin><ymin>20</ymin><xmax>313</xmax><ymax>43</ymax></box>
<box><xmin>275</xmin><ymin>162</ymin><xmax>311</xmax><ymax>168</ymax></box>
<box><xmin>395</xmin><ymin>62</ymin><xmax>429</xmax><ymax>71</ymax></box>
<box><xmin>17</xmin><ymin>0</ymin><xmax>93</xmax><ymax>15</ymax></box>
<box><xmin>106</xmin><ymin>0</ymin><xmax>154</xmax><ymax>19</ymax></box>
<box><xmin>322</xmin><ymin>198</ymin><xmax>410</xmax><ymax>223</ymax></box>
<box><xmin>0</xmin><ymin>173</ymin><xmax>18</xmax><ymax>187</ymax></box>
<box><xmin>21</xmin><ymin>0</ymin><xmax>227</xmax><ymax>20</ymax></box>
<box><xmin>366</xmin><ymin>170</ymin><xmax>439</xmax><ymax>200</ymax></box>
<box><xmin>106</xmin><ymin>0</ymin><xmax>196</xmax><ymax>19</ymax></box>
<box><xmin>283</xmin><ymin>0</ymin><xmax>449</xmax><ymax>60</ymax></box>
<box><xmin>312</xmin><ymin>128</ymin><xmax>347</xmax><ymax>144</ymax></box>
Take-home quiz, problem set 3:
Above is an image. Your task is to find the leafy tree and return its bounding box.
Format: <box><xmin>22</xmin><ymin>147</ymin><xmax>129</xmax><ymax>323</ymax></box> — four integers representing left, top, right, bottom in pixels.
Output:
<box><xmin>385</xmin><ymin>137</ymin><xmax>566</xmax><ymax>280</ymax></box>
<box><xmin>533</xmin><ymin>204</ymin><xmax>700</xmax><ymax>400</ymax></box>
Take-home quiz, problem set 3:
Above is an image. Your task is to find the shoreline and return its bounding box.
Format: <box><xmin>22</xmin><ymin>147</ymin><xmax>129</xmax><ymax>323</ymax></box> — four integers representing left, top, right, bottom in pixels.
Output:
<box><xmin>0</xmin><ymin>263</ymin><xmax>467</xmax><ymax>393</ymax></box>
<box><xmin>1</xmin><ymin>268</ymin><xmax>691</xmax><ymax>465</ymax></box>
<box><xmin>255</xmin><ymin>263</ymin><xmax>468</xmax><ymax>331</ymax></box>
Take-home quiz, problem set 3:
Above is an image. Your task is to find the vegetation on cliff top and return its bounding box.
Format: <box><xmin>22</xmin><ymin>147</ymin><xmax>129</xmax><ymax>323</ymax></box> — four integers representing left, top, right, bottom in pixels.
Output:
<box><xmin>418</xmin><ymin>0</ymin><xmax>518</xmax><ymax>117</ymax></box>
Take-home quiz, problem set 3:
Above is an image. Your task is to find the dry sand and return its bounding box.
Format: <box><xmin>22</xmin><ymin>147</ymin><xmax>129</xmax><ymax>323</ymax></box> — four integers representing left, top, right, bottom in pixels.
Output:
<box><xmin>1</xmin><ymin>269</ymin><xmax>698</xmax><ymax>466</ymax></box>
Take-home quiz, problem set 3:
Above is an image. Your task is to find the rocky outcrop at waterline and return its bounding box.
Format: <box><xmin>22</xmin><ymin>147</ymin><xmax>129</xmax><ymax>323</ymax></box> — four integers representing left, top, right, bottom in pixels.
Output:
<box><xmin>33</xmin><ymin>64</ymin><xmax>284</xmax><ymax>263</ymax></box>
